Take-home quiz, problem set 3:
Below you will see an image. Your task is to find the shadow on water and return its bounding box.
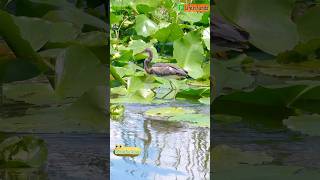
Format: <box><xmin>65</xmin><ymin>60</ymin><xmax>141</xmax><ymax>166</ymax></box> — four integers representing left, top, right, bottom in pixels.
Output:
<box><xmin>110</xmin><ymin>103</ymin><xmax>210</xmax><ymax>180</ymax></box>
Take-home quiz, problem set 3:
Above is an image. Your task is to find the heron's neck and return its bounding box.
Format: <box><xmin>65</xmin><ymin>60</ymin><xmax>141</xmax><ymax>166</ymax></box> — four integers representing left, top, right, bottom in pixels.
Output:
<box><xmin>144</xmin><ymin>60</ymin><xmax>151</xmax><ymax>73</ymax></box>
<box><xmin>144</xmin><ymin>49</ymin><xmax>153</xmax><ymax>73</ymax></box>
<box><xmin>145</xmin><ymin>49</ymin><xmax>153</xmax><ymax>62</ymax></box>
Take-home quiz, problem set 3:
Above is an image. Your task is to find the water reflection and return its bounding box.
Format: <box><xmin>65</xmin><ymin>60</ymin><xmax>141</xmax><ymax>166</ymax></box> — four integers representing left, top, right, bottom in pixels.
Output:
<box><xmin>110</xmin><ymin>103</ymin><xmax>210</xmax><ymax>180</ymax></box>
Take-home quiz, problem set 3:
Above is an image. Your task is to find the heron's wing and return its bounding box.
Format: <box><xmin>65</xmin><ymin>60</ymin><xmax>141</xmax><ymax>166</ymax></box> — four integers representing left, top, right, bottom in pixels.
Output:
<box><xmin>212</xmin><ymin>14</ymin><xmax>249</xmax><ymax>43</ymax></box>
<box><xmin>150</xmin><ymin>64</ymin><xmax>188</xmax><ymax>76</ymax></box>
<box><xmin>153</xmin><ymin>63</ymin><xmax>188</xmax><ymax>73</ymax></box>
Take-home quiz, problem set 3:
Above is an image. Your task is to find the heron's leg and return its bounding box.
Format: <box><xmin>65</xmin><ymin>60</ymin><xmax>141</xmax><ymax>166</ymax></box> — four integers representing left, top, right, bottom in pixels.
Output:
<box><xmin>151</xmin><ymin>87</ymin><xmax>157</xmax><ymax>97</ymax></box>
<box><xmin>161</xmin><ymin>79</ymin><xmax>174</xmax><ymax>99</ymax></box>
<box><xmin>169</xmin><ymin>79</ymin><xmax>178</xmax><ymax>99</ymax></box>
<box><xmin>161</xmin><ymin>88</ymin><xmax>174</xmax><ymax>99</ymax></box>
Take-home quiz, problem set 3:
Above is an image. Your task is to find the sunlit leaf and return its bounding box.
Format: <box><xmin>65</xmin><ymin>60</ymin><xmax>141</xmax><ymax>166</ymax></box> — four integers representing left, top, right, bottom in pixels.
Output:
<box><xmin>153</xmin><ymin>23</ymin><xmax>183</xmax><ymax>42</ymax></box>
<box><xmin>134</xmin><ymin>14</ymin><xmax>158</xmax><ymax>37</ymax></box>
<box><xmin>173</xmin><ymin>31</ymin><xmax>204</xmax><ymax>79</ymax></box>
<box><xmin>202</xmin><ymin>27</ymin><xmax>210</xmax><ymax>50</ymax></box>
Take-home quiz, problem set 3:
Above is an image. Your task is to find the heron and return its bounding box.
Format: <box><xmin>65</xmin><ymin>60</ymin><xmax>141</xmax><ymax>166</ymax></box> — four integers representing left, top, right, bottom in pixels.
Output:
<box><xmin>212</xmin><ymin>14</ymin><xmax>249</xmax><ymax>55</ymax></box>
<box><xmin>141</xmin><ymin>48</ymin><xmax>188</xmax><ymax>99</ymax></box>
<box><xmin>142</xmin><ymin>48</ymin><xmax>188</xmax><ymax>77</ymax></box>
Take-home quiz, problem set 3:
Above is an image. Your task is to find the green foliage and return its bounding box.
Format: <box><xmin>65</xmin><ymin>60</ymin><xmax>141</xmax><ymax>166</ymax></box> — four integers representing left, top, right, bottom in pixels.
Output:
<box><xmin>217</xmin><ymin>0</ymin><xmax>299</xmax><ymax>55</ymax></box>
<box><xmin>0</xmin><ymin>0</ymin><xmax>108</xmax><ymax>134</ymax></box>
<box><xmin>55</xmin><ymin>45</ymin><xmax>106</xmax><ymax>98</ymax></box>
<box><xmin>110</xmin><ymin>0</ymin><xmax>210</xmax><ymax>103</ymax></box>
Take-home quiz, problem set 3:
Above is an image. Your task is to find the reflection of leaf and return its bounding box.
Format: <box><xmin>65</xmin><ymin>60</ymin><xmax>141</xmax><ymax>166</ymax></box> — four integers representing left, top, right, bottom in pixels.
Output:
<box><xmin>283</xmin><ymin>114</ymin><xmax>320</xmax><ymax>136</ymax></box>
<box><xmin>0</xmin><ymin>136</ymin><xmax>47</xmax><ymax>168</ymax></box>
<box><xmin>134</xmin><ymin>14</ymin><xmax>158</xmax><ymax>37</ymax></box>
<box><xmin>217</xmin><ymin>0</ymin><xmax>299</xmax><ymax>55</ymax></box>
<box><xmin>55</xmin><ymin>45</ymin><xmax>106</xmax><ymax>98</ymax></box>
<box><xmin>173</xmin><ymin>31</ymin><xmax>204</xmax><ymax>79</ymax></box>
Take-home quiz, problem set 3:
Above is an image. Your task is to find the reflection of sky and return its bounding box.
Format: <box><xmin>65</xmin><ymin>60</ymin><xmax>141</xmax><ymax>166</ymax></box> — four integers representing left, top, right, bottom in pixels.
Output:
<box><xmin>110</xmin><ymin>103</ymin><xmax>210</xmax><ymax>180</ymax></box>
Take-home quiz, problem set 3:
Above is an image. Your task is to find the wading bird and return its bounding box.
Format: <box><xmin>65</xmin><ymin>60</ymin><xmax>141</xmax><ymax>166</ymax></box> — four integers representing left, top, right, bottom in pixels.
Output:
<box><xmin>142</xmin><ymin>48</ymin><xmax>188</xmax><ymax>77</ymax></box>
<box><xmin>212</xmin><ymin>14</ymin><xmax>249</xmax><ymax>54</ymax></box>
<box><xmin>141</xmin><ymin>48</ymin><xmax>188</xmax><ymax>99</ymax></box>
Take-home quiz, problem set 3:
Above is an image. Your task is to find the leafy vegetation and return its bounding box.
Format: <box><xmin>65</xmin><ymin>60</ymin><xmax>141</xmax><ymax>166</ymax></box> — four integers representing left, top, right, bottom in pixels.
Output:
<box><xmin>110</xmin><ymin>0</ymin><xmax>210</xmax><ymax>105</ymax></box>
<box><xmin>214</xmin><ymin>0</ymin><xmax>320</xmax><ymax>178</ymax></box>
<box><xmin>0</xmin><ymin>0</ymin><xmax>108</xmax><ymax>134</ymax></box>
<box><xmin>213</xmin><ymin>0</ymin><xmax>320</xmax><ymax>136</ymax></box>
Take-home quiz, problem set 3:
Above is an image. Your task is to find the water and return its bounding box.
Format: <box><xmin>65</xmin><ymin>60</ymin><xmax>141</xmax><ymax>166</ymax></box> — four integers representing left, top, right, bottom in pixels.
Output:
<box><xmin>110</xmin><ymin>102</ymin><xmax>210</xmax><ymax>180</ymax></box>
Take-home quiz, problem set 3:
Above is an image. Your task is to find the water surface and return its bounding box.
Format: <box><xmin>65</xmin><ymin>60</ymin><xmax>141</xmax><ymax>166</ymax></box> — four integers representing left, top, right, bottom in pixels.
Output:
<box><xmin>110</xmin><ymin>102</ymin><xmax>210</xmax><ymax>180</ymax></box>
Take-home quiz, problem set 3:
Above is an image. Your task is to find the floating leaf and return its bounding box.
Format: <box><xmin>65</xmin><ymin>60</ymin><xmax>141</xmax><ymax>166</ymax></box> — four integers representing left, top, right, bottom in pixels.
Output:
<box><xmin>213</xmin><ymin>57</ymin><xmax>254</xmax><ymax>96</ymax></box>
<box><xmin>199</xmin><ymin>97</ymin><xmax>210</xmax><ymax>105</ymax></box>
<box><xmin>168</xmin><ymin>113</ymin><xmax>210</xmax><ymax>127</ymax></box>
<box><xmin>254</xmin><ymin>60</ymin><xmax>320</xmax><ymax>78</ymax></box>
<box><xmin>283</xmin><ymin>114</ymin><xmax>320</xmax><ymax>136</ymax></box>
<box><xmin>144</xmin><ymin>107</ymin><xmax>195</xmax><ymax>118</ymax></box>
<box><xmin>213</xmin><ymin>114</ymin><xmax>242</xmax><ymax>125</ymax></box>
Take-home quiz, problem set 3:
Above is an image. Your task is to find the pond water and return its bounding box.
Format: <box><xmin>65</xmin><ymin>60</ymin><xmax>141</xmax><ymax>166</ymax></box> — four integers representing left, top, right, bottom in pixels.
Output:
<box><xmin>110</xmin><ymin>102</ymin><xmax>210</xmax><ymax>180</ymax></box>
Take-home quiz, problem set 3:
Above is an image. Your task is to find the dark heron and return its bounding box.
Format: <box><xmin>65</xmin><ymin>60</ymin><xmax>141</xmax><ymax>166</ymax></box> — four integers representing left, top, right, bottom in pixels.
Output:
<box><xmin>212</xmin><ymin>14</ymin><xmax>249</xmax><ymax>53</ymax></box>
<box><xmin>142</xmin><ymin>48</ymin><xmax>188</xmax><ymax>77</ymax></box>
<box><xmin>141</xmin><ymin>48</ymin><xmax>188</xmax><ymax>99</ymax></box>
